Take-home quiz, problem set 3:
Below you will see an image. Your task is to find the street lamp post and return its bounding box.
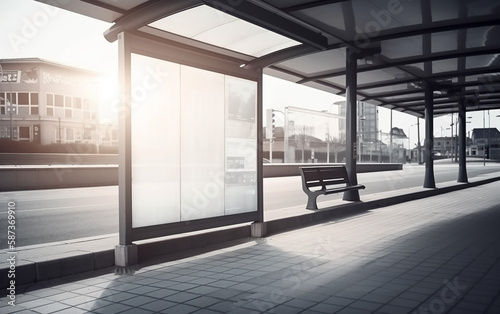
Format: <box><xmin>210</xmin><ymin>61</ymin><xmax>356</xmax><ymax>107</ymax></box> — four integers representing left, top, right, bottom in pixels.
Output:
<box><xmin>450</xmin><ymin>113</ymin><xmax>454</xmax><ymax>162</ymax></box>
<box><xmin>6</xmin><ymin>94</ymin><xmax>17</xmax><ymax>141</ymax></box>
<box><xmin>488</xmin><ymin>110</ymin><xmax>490</xmax><ymax>161</ymax></box>
<box><xmin>417</xmin><ymin>117</ymin><xmax>422</xmax><ymax>164</ymax></box>
<box><xmin>483</xmin><ymin>110</ymin><xmax>486</xmax><ymax>166</ymax></box>
<box><xmin>408</xmin><ymin>123</ymin><xmax>416</xmax><ymax>163</ymax></box>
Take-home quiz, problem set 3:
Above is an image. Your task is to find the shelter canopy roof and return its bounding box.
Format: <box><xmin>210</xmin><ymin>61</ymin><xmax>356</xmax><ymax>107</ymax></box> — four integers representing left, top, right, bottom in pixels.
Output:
<box><xmin>38</xmin><ymin>0</ymin><xmax>500</xmax><ymax>117</ymax></box>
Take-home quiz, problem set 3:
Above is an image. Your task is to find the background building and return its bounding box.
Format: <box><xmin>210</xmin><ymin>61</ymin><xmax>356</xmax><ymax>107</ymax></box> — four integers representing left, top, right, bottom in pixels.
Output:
<box><xmin>336</xmin><ymin>100</ymin><xmax>389</xmax><ymax>162</ymax></box>
<box><xmin>0</xmin><ymin>58</ymin><xmax>117</xmax><ymax>147</ymax></box>
<box><xmin>469</xmin><ymin>128</ymin><xmax>500</xmax><ymax>159</ymax></box>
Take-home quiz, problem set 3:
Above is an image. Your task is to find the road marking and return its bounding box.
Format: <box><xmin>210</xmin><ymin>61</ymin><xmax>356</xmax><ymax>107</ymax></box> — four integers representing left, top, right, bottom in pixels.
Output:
<box><xmin>0</xmin><ymin>202</ymin><xmax>117</xmax><ymax>214</ymax></box>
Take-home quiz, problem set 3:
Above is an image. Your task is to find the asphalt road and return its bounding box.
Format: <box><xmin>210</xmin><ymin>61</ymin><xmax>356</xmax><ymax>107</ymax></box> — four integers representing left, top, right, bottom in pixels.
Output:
<box><xmin>1</xmin><ymin>162</ymin><xmax>499</xmax><ymax>248</ymax></box>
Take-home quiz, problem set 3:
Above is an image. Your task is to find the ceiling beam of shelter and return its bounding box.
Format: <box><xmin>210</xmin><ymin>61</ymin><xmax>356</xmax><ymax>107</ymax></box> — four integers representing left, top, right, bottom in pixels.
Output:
<box><xmin>393</xmin><ymin>91</ymin><xmax>500</xmax><ymax>107</ymax></box>
<box><xmin>81</xmin><ymin>0</ymin><xmax>128</xmax><ymax>15</ymax></box>
<box><xmin>243</xmin><ymin>44</ymin><xmax>319</xmax><ymax>70</ymax></box>
<box><xmin>357</xmin><ymin>66</ymin><xmax>500</xmax><ymax>92</ymax></box>
<box><xmin>104</xmin><ymin>0</ymin><xmax>202</xmax><ymax>42</ymax></box>
<box><xmin>282</xmin><ymin>0</ymin><xmax>350</xmax><ymax>13</ymax></box>
<box><xmin>349</xmin><ymin>16</ymin><xmax>500</xmax><ymax>47</ymax></box>
<box><xmin>297</xmin><ymin>47</ymin><xmax>500</xmax><ymax>84</ymax></box>
<box><xmin>202</xmin><ymin>0</ymin><xmax>328</xmax><ymax>50</ymax></box>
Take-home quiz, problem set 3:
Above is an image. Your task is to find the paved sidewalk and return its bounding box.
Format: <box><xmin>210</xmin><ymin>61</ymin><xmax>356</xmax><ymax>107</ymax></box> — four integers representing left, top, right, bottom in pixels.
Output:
<box><xmin>2</xmin><ymin>181</ymin><xmax>500</xmax><ymax>313</ymax></box>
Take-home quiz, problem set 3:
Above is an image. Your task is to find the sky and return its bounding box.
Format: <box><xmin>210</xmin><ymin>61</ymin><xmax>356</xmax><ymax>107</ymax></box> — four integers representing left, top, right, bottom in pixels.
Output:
<box><xmin>2</xmin><ymin>0</ymin><xmax>499</xmax><ymax>148</ymax></box>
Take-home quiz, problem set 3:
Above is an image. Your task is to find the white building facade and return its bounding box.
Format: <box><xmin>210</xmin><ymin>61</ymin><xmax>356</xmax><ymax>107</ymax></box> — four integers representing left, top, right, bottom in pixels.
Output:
<box><xmin>0</xmin><ymin>58</ymin><xmax>115</xmax><ymax>146</ymax></box>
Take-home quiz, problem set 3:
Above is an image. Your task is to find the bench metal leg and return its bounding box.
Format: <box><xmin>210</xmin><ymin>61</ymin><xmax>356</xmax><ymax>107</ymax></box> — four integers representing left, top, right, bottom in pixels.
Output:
<box><xmin>306</xmin><ymin>195</ymin><xmax>319</xmax><ymax>210</ymax></box>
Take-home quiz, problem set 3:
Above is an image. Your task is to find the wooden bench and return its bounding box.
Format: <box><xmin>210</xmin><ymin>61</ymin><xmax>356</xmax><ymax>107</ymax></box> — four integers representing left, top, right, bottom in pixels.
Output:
<box><xmin>300</xmin><ymin>166</ymin><xmax>365</xmax><ymax>210</ymax></box>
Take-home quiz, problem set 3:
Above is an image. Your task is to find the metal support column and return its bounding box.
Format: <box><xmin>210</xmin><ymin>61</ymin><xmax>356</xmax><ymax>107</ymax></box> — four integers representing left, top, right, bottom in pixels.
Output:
<box><xmin>423</xmin><ymin>81</ymin><xmax>436</xmax><ymax>188</ymax></box>
<box><xmin>458</xmin><ymin>96</ymin><xmax>468</xmax><ymax>182</ymax></box>
<box><xmin>116</xmin><ymin>31</ymin><xmax>137</xmax><ymax>268</ymax></box>
<box><xmin>343</xmin><ymin>47</ymin><xmax>360</xmax><ymax>201</ymax></box>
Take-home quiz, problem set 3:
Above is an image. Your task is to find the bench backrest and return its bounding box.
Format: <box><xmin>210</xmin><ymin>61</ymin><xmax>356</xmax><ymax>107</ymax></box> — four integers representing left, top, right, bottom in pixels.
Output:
<box><xmin>300</xmin><ymin>166</ymin><xmax>351</xmax><ymax>190</ymax></box>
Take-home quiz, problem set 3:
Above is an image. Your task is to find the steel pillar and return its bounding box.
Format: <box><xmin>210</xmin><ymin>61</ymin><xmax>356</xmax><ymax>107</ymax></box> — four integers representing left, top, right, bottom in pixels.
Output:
<box><xmin>423</xmin><ymin>81</ymin><xmax>436</xmax><ymax>188</ymax></box>
<box><xmin>343</xmin><ymin>47</ymin><xmax>360</xmax><ymax>201</ymax></box>
<box><xmin>458</xmin><ymin>97</ymin><xmax>468</xmax><ymax>182</ymax></box>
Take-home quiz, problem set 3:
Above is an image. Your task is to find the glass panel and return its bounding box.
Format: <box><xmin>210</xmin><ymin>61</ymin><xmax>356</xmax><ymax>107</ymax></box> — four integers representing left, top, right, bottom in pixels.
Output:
<box><xmin>224</xmin><ymin>76</ymin><xmax>257</xmax><ymax>215</ymax></box>
<box><xmin>278</xmin><ymin>49</ymin><xmax>347</xmax><ymax>76</ymax></box>
<box><xmin>353</xmin><ymin>0</ymin><xmax>421</xmax><ymax>34</ymax></box>
<box><xmin>180</xmin><ymin>65</ymin><xmax>225</xmax><ymax>221</ymax></box>
<box><xmin>149</xmin><ymin>5</ymin><xmax>299</xmax><ymax>57</ymax></box>
<box><xmin>31</xmin><ymin>106</ymin><xmax>39</xmax><ymax>115</ymax></box>
<box><xmin>431</xmin><ymin>0</ymin><xmax>459</xmax><ymax>21</ymax></box>
<box><xmin>381</xmin><ymin>36</ymin><xmax>422</xmax><ymax>59</ymax></box>
<box><xmin>431</xmin><ymin>31</ymin><xmax>457</xmax><ymax>53</ymax></box>
<box><xmin>129</xmin><ymin>54</ymin><xmax>258</xmax><ymax>228</ymax></box>
<box><xmin>467</xmin><ymin>54</ymin><xmax>497</xmax><ymax>69</ymax></box>
<box><xmin>433</xmin><ymin>59</ymin><xmax>457</xmax><ymax>73</ymax></box>
<box><xmin>131</xmin><ymin>54</ymin><xmax>181</xmax><ymax>228</ymax></box>
<box><xmin>285</xmin><ymin>106</ymin><xmax>344</xmax><ymax>163</ymax></box>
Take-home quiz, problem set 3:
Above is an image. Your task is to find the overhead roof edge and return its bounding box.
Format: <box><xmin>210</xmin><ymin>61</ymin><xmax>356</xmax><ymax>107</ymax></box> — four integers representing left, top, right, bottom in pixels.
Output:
<box><xmin>202</xmin><ymin>0</ymin><xmax>328</xmax><ymax>50</ymax></box>
<box><xmin>103</xmin><ymin>0</ymin><xmax>203</xmax><ymax>43</ymax></box>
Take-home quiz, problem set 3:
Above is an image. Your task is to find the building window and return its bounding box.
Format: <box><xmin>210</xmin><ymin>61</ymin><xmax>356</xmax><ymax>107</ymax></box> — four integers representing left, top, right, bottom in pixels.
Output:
<box><xmin>18</xmin><ymin>93</ymin><xmax>29</xmax><ymax>105</ymax></box>
<box><xmin>65</xmin><ymin>96</ymin><xmax>72</xmax><ymax>108</ymax></box>
<box><xmin>66</xmin><ymin>128</ymin><xmax>74</xmax><ymax>141</ymax></box>
<box><xmin>6</xmin><ymin>93</ymin><xmax>17</xmax><ymax>104</ymax></box>
<box><xmin>46</xmin><ymin>93</ymin><xmax>55</xmax><ymax>116</ymax></box>
<box><xmin>73</xmin><ymin>97</ymin><xmax>82</xmax><ymax>109</ymax></box>
<box><xmin>19</xmin><ymin>127</ymin><xmax>30</xmax><ymax>140</ymax></box>
<box><xmin>65</xmin><ymin>109</ymin><xmax>72</xmax><ymax>118</ymax></box>
<box><xmin>31</xmin><ymin>93</ymin><xmax>38</xmax><ymax>105</ymax></box>
<box><xmin>30</xmin><ymin>93</ymin><xmax>39</xmax><ymax>115</ymax></box>
<box><xmin>83</xmin><ymin>98</ymin><xmax>90</xmax><ymax>110</ymax></box>
<box><xmin>0</xmin><ymin>93</ymin><xmax>4</xmax><ymax>115</ymax></box>
<box><xmin>55</xmin><ymin>94</ymin><xmax>64</xmax><ymax>107</ymax></box>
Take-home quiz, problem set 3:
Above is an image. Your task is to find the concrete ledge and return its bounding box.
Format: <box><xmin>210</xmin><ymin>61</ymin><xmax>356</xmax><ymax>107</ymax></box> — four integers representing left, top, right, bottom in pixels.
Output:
<box><xmin>36</xmin><ymin>252</ymin><xmax>95</xmax><ymax>282</ymax></box>
<box><xmin>0</xmin><ymin>260</ymin><xmax>36</xmax><ymax>288</ymax></box>
<box><xmin>94</xmin><ymin>250</ymin><xmax>115</xmax><ymax>269</ymax></box>
<box><xmin>263</xmin><ymin>163</ymin><xmax>402</xmax><ymax>177</ymax></box>
<box><xmin>0</xmin><ymin>166</ymin><xmax>118</xmax><ymax>192</ymax></box>
<box><xmin>0</xmin><ymin>163</ymin><xmax>402</xmax><ymax>191</ymax></box>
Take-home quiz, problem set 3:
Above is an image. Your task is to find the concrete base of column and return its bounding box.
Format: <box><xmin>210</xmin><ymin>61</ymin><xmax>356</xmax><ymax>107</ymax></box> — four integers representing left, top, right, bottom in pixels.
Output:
<box><xmin>115</xmin><ymin>244</ymin><xmax>138</xmax><ymax>274</ymax></box>
<box><xmin>251</xmin><ymin>222</ymin><xmax>267</xmax><ymax>238</ymax></box>
<box><xmin>343</xmin><ymin>190</ymin><xmax>360</xmax><ymax>202</ymax></box>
